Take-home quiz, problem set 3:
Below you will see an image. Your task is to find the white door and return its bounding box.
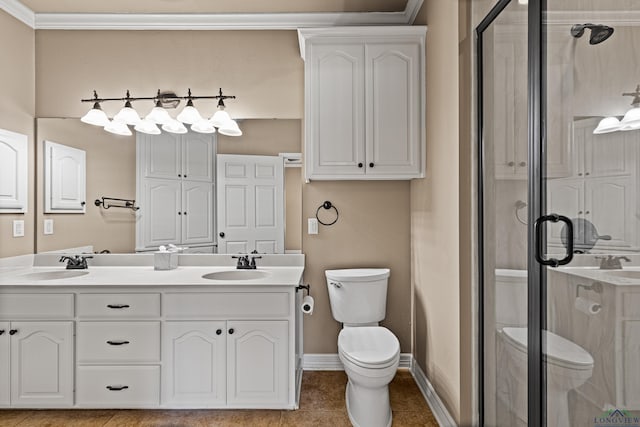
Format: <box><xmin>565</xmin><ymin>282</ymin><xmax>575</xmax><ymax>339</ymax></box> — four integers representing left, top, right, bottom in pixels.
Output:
<box><xmin>0</xmin><ymin>129</ymin><xmax>28</xmax><ymax>212</ymax></box>
<box><xmin>44</xmin><ymin>141</ymin><xmax>86</xmax><ymax>213</ymax></box>
<box><xmin>182</xmin><ymin>181</ymin><xmax>214</xmax><ymax>245</ymax></box>
<box><xmin>162</xmin><ymin>321</ymin><xmax>227</xmax><ymax>407</ymax></box>
<box><xmin>547</xmin><ymin>179</ymin><xmax>584</xmax><ymax>246</ymax></box>
<box><xmin>144</xmin><ymin>132</ymin><xmax>182</xmax><ymax>180</ymax></box>
<box><xmin>183</xmin><ymin>133</ymin><xmax>215</xmax><ymax>182</ymax></box>
<box><xmin>216</xmin><ymin>155</ymin><xmax>284</xmax><ymax>254</ymax></box>
<box><xmin>10</xmin><ymin>322</ymin><xmax>73</xmax><ymax>407</ymax></box>
<box><xmin>586</xmin><ymin>177</ymin><xmax>636</xmax><ymax>249</ymax></box>
<box><xmin>226</xmin><ymin>321</ymin><xmax>288</xmax><ymax>407</ymax></box>
<box><xmin>142</xmin><ymin>179</ymin><xmax>181</xmax><ymax>248</ymax></box>
<box><xmin>0</xmin><ymin>322</ymin><xmax>9</xmax><ymax>406</ymax></box>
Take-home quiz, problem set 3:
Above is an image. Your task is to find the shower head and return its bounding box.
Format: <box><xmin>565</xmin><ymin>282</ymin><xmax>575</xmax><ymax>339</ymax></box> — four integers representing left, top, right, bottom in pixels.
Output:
<box><xmin>571</xmin><ymin>23</ymin><xmax>614</xmax><ymax>45</ymax></box>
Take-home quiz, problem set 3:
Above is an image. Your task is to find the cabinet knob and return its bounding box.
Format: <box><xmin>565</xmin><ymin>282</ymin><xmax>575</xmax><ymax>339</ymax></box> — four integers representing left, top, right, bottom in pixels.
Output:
<box><xmin>178</xmin><ymin>174</ymin><xmax>182</xmax><ymax>178</ymax></box>
<box><xmin>519</xmin><ymin>162</ymin><xmax>526</xmax><ymax>167</ymax></box>
<box><xmin>508</xmin><ymin>161</ymin><xmax>515</xmax><ymax>167</ymax></box>
<box><xmin>585</xmin><ymin>172</ymin><xmax>590</xmax><ymax>176</ymax></box>
<box><xmin>0</xmin><ymin>330</ymin><xmax>4</xmax><ymax>335</ymax></box>
<box><xmin>228</xmin><ymin>328</ymin><xmax>235</xmax><ymax>335</ymax></box>
<box><xmin>357</xmin><ymin>163</ymin><xmax>363</xmax><ymax>168</ymax></box>
<box><xmin>369</xmin><ymin>162</ymin><xmax>375</xmax><ymax>168</ymax></box>
<box><xmin>585</xmin><ymin>211</ymin><xmax>590</xmax><ymax>214</ymax></box>
<box><xmin>184</xmin><ymin>175</ymin><xmax>187</xmax><ymax>178</ymax></box>
<box><xmin>178</xmin><ymin>212</ymin><xmax>182</xmax><ymax>215</ymax></box>
<box><xmin>9</xmin><ymin>329</ymin><xmax>17</xmax><ymax>335</ymax></box>
<box><xmin>578</xmin><ymin>173</ymin><xmax>583</xmax><ymax>176</ymax></box>
<box><xmin>219</xmin><ymin>232</ymin><xmax>225</xmax><ymax>238</ymax></box>
<box><xmin>216</xmin><ymin>329</ymin><xmax>222</xmax><ymax>335</ymax></box>
<box><xmin>81</xmin><ymin>201</ymin><xmax>86</xmax><ymax>206</ymax></box>
<box><xmin>183</xmin><ymin>212</ymin><xmax>187</xmax><ymax>215</ymax></box>
<box><xmin>578</xmin><ymin>211</ymin><xmax>583</xmax><ymax>215</ymax></box>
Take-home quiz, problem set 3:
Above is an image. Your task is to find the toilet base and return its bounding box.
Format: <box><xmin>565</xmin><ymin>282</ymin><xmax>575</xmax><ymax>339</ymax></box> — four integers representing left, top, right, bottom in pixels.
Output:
<box><xmin>345</xmin><ymin>380</ymin><xmax>392</xmax><ymax>427</ymax></box>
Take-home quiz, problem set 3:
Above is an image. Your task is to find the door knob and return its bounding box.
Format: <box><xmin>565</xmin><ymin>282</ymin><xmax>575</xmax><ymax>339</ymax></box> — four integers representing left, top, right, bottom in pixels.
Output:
<box><xmin>219</xmin><ymin>232</ymin><xmax>225</xmax><ymax>238</ymax></box>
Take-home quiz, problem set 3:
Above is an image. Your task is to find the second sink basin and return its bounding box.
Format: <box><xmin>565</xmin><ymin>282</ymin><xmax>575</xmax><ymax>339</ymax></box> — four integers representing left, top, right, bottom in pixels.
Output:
<box><xmin>202</xmin><ymin>270</ymin><xmax>269</xmax><ymax>281</ymax></box>
<box><xmin>604</xmin><ymin>269</ymin><xmax>640</xmax><ymax>280</ymax></box>
<box><xmin>22</xmin><ymin>270</ymin><xmax>89</xmax><ymax>281</ymax></box>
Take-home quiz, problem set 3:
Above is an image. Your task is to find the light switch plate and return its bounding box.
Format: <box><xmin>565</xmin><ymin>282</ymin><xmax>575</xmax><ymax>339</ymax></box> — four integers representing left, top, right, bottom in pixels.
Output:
<box><xmin>13</xmin><ymin>220</ymin><xmax>25</xmax><ymax>237</ymax></box>
<box><xmin>308</xmin><ymin>218</ymin><xmax>318</xmax><ymax>235</ymax></box>
<box><xmin>44</xmin><ymin>219</ymin><xmax>54</xmax><ymax>235</ymax></box>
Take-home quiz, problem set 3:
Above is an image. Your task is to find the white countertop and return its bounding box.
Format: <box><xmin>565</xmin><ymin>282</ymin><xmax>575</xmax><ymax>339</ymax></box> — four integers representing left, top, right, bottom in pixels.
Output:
<box><xmin>553</xmin><ymin>266</ymin><xmax>640</xmax><ymax>286</ymax></box>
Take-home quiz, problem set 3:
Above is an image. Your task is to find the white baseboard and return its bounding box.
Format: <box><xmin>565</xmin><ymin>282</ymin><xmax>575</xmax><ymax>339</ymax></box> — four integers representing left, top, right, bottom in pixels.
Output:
<box><xmin>410</xmin><ymin>360</ymin><xmax>458</xmax><ymax>427</ymax></box>
<box><xmin>302</xmin><ymin>353</ymin><xmax>413</xmax><ymax>371</ymax></box>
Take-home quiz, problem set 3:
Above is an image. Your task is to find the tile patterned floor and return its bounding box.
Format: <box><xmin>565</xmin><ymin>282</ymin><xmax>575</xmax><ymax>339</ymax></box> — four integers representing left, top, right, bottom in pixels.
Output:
<box><xmin>0</xmin><ymin>370</ymin><xmax>438</xmax><ymax>426</ymax></box>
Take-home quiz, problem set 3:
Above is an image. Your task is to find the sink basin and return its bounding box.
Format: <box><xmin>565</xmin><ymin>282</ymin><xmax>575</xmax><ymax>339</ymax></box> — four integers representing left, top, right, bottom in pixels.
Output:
<box><xmin>202</xmin><ymin>270</ymin><xmax>269</xmax><ymax>281</ymax></box>
<box><xmin>21</xmin><ymin>270</ymin><xmax>90</xmax><ymax>280</ymax></box>
<box><xmin>604</xmin><ymin>270</ymin><xmax>640</xmax><ymax>280</ymax></box>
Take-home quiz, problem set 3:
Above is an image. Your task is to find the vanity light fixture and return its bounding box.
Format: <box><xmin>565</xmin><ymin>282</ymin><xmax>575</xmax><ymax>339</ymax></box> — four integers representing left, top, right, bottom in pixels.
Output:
<box><xmin>80</xmin><ymin>88</ymin><xmax>241</xmax><ymax>136</ymax></box>
<box><xmin>594</xmin><ymin>84</ymin><xmax>640</xmax><ymax>134</ymax></box>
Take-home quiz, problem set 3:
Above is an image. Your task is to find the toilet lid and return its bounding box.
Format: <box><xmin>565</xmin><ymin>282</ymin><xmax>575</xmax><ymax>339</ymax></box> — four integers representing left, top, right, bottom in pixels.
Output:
<box><xmin>338</xmin><ymin>326</ymin><xmax>400</xmax><ymax>368</ymax></box>
<box><xmin>502</xmin><ymin>327</ymin><xmax>594</xmax><ymax>368</ymax></box>
<box><xmin>325</xmin><ymin>268</ymin><xmax>390</xmax><ymax>282</ymax></box>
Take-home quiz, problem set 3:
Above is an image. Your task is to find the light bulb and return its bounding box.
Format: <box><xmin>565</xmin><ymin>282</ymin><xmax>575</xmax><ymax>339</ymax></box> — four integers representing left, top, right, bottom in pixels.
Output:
<box><xmin>81</xmin><ymin>102</ymin><xmax>110</xmax><ymax>127</ymax></box>
<box><xmin>162</xmin><ymin>119</ymin><xmax>188</xmax><ymax>134</ymax></box>
<box><xmin>104</xmin><ymin>120</ymin><xmax>133</xmax><ymax>136</ymax></box>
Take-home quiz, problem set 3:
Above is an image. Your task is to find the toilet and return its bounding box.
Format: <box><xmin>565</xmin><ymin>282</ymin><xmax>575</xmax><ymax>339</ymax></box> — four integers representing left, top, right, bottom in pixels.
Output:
<box><xmin>325</xmin><ymin>268</ymin><xmax>400</xmax><ymax>427</ymax></box>
<box><xmin>495</xmin><ymin>271</ymin><xmax>594</xmax><ymax>427</ymax></box>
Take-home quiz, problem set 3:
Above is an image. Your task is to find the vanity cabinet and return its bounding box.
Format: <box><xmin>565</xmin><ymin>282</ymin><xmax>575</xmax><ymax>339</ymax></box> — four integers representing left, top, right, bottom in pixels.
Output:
<box><xmin>0</xmin><ymin>128</ymin><xmax>28</xmax><ymax>213</ymax></box>
<box><xmin>298</xmin><ymin>27</ymin><xmax>426</xmax><ymax>181</ymax></box>
<box><xmin>136</xmin><ymin>132</ymin><xmax>216</xmax><ymax>251</ymax></box>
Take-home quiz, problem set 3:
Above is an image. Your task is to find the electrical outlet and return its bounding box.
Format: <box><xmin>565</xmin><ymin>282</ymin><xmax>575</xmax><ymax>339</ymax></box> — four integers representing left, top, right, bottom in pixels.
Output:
<box><xmin>308</xmin><ymin>218</ymin><xmax>319</xmax><ymax>235</ymax></box>
<box><xmin>44</xmin><ymin>219</ymin><xmax>54</xmax><ymax>235</ymax></box>
<box><xmin>13</xmin><ymin>220</ymin><xmax>25</xmax><ymax>237</ymax></box>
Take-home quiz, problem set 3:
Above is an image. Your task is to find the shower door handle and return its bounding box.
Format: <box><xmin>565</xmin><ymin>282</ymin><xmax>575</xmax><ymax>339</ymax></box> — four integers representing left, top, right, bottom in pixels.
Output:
<box><xmin>534</xmin><ymin>214</ymin><xmax>573</xmax><ymax>267</ymax></box>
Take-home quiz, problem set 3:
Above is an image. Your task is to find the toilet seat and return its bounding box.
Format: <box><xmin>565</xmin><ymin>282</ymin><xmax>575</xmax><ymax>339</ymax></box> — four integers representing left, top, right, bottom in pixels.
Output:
<box><xmin>502</xmin><ymin>327</ymin><xmax>594</xmax><ymax>370</ymax></box>
<box><xmin>338</xmin><ymin>326</ymin><xmax>400</xmax><ymax>369</ymax></box>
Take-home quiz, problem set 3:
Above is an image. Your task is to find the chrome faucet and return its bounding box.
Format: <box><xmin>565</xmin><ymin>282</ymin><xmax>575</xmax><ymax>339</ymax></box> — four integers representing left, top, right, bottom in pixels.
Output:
<box><xmin>59</xmin><ymin>255</ymin><xmax>93</xmax><ymax>270</ymax></box>
<box><xmin>595</xmin><ymin>255</ymin><xmax>630</xmax><ymax>270</ymax></box>
<box><xmin>232</xmin><ymin>254</ymin><xmax>262</xmax><ymax>270</ymax></box>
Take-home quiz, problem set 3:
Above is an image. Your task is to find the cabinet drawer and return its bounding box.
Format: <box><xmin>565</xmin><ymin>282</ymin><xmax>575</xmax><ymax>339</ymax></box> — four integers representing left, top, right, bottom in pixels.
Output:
<box><xmin>77</xmin><ymin>322</ymin><xmax>160</xmax><ymax>363</ymax></box>
<box><xmin>0</xmin><ymin>293</ymin><xmax>73</xmax><ymax>319</ymax></box>
<box><xmin>77</xmin><ymin>293</ymin><xmax>160</xmax><ymax>319</ymax></box>
<box><xmin>164</xmin><ymin>292</ymin><xmax>290</xmax><ymax>319</ymax></box>
<box><xmin>76</xmin><ymin>365</ymin><xmax>159</xmax><ymax>407</ymax></box>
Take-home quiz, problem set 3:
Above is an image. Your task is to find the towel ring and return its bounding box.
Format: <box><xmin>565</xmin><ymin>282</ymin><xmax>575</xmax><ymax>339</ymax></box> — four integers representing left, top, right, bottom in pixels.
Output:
<box><xmin>316</xmin><ymin>201</ymin><xmax>339</xmax><ymax>226</ymax></box>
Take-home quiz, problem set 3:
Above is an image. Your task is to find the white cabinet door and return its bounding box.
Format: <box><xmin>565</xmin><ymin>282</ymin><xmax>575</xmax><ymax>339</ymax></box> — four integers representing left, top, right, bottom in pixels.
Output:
<box><xmin>547</xmin><ymin>179</ymin><xmax>584</xmax><ymax>245</ymax></box>
<box><xmin>182</xmin><ymin>181</ymin><xmax>214</xmax><ymax>245</ymax></box>
<box><xmin>0</xmin><ymin>322</ymin><xmax>9</xmax><ymax>406</ymax></box>
<box><xmin>306</xmin><ymin>43</ymin><xmax>366</xmax><ymax>179</ymax></box>
<box><xmin>10</xmin><ymin>322</ymin><xmax>73</xmax><ymax>407</ymax></box>
<box><xmin>227</xmin><ymin>321</ymin><xmax>288</xmax><ymax>407</ymax></box>
<box><xmin>44</xmin><ymin>141</ymin><xmax>86</xmax><ymax>213</ymax></box>
<box><xmin>365</xmin><ymin>42</ymin><xmax>421</xmax><ymax>177</ymax></box>
<box><xmin>586</xmin><ymin>127</ymin><xmax>635</xmax><ymax>178</ymax></box>
<box><xmin>142</xmin><ymin>179</ymin><xmax>181</xmax><ymax>248</ymax></box>
<box><xmin>162</xmin><ymin>321</ymin><xmax>227</xmax><ymax>407</ymax></box>
<box><xmin>216</xmin><ymin>155</ymin><xmax>284</xmax><ymax>254</ymax></box>
<box><xmin>0</xmin><ymin>129</ymin><xmax>28</xmax><ymax>213</ymax></box>
<box><xmin>586</xmin><ymin>177</ymin><xmax>637</xmax><ymax>249</ymax></box>
<box><xmin>144</xmin><ymin>133</ymin><xmax>182</xmax><ymax>180</ymax></box>
<box><xmin>183</xmin><ymin>134</ymin><xmax>214</xmax><ymax>182</ymax></box>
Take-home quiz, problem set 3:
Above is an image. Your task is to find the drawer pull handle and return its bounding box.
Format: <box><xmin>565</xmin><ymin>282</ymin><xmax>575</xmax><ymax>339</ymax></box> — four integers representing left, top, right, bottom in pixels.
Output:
<box><xmin>106</xmin><ymin>385</ymin><xmax>129</xmax><ymax>391</ymax></box>
<box><xmin>9</xmin><ymin>329</ymin><xmax>18</xmax><ymax>335</ymax></box>
<box><xmin>216</xmin><ymin>329</ymin><xmax>222</xmax><ymax>335</ymax></box>
<box><xmin>106</xmin><ymin>304</ymin><xmax>130</xmax><ymax>309</ymax></box>
<box><xmin>106</xmin><ymin>340</ymin><xmax>130</xmax><ymax>346</ymax></box>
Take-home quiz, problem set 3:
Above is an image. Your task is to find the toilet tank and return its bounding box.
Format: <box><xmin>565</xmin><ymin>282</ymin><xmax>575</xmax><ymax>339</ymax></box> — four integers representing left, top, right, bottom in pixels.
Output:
<box><xmin>495</xmin><ymin>269</ymin><xmax>527</xmax><ymax>328</ymax></box>
<box><xmin>325</xmin><ymin>268</ymin><xmax>390</xmax><ymax>325</ymax></box>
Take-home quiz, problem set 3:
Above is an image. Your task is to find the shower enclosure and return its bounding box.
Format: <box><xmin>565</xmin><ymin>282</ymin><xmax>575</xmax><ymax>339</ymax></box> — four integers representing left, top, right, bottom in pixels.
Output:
<box><xmin>478</xmin><ymin>0</ymin><xmax>640</xmax><ymax>425</ymax></box>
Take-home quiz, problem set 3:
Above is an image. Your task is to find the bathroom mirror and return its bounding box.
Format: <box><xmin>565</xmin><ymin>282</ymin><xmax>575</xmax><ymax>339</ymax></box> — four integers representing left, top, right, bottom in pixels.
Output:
<box><xmin>34</xmin><ymin>118</ymin><xmax>303</xmax><ymax>254</ymax></box>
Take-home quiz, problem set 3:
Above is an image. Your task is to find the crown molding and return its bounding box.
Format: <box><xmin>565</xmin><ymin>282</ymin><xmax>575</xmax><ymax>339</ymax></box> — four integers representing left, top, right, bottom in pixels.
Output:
<box><xmin>0</xmin><ymin>0</ymin><xmax>34</xmax><ymax>28</ymax></box>
<box><xmin>2</xmin><ymin>0</ymin><xmax>424</xmax><ymax>30</ymax></box>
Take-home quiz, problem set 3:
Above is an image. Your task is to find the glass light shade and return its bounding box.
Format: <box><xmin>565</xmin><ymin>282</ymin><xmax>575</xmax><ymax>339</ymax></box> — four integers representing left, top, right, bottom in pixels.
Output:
<box><xmin>593</xmin><ymin>116</ymin><xmax>621</xmax><ymax>134</ymax></box>
<box><xmin>191</xmin><ymin>120</ymin><xmax>216</xmax><ymax>134</ymax></box>
<box><xmin>218</xmin><ymin>119</ymin><xmax>243</xmax><ymax>137</ymax></box>
<box><xmin>80</xmin><ymin>103</ymin><xmax>110</xmax><ymax>127</ymax></box>
<box><xmin>145</xmin><ymin>106</ymin><xmax>172</xmax><ymax>125</ymax></box>
<box><xmin>620</xmin><ymin>122</ymin><xmax>640</xmax><ymax>131</ymax></box>
<box><xmin>620</xmin><ymin>107</ymin><xmax>640</xmax><ymax>128</ymax></box>
<box><xmin>210</xmin><ymin>109</ymin><xmax>231</xmax><ymax>128</ymax></box>
<box><xmin>104</xmin><ymin>120</ymin><xmax>133</xmax><ymax>136</ymax></box>
<box><xmin>162</xmin><ymin>119</ymin><xmax>188</xmax><ymax>134</ymax></box>
<box><xmin>134</xmin><ymin>119</ymin><xmax>161</xmax><ymax>135</ymax></box>
<box><xmin>113</xmin><ymin>105</ymin><xmax>141</xmax><ymax>125</ymax></box>
<box><xmin>177</xmin><ymin>105</ymin><xmax>203</xmax><ymax>125</ymax></box>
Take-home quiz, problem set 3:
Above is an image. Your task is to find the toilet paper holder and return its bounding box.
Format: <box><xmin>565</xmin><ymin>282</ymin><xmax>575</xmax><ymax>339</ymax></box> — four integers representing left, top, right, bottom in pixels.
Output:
<box><xmin>576</xmin><ymin>281</ymin><xmax>603</xmax><ymax>297</ymax></box>
<box><xmin>296</xmin><ymin>284</ymin><xmax>311</xmax><ymax>296</ymax></box>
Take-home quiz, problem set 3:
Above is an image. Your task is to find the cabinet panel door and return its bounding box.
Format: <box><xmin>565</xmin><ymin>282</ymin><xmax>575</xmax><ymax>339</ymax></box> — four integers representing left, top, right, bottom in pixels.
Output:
<box><xmin>547</xmin><ymin>179</ymin><xmax>584</xmax><ymax>246</ymax></box>
<box><xmin>142</xmin><ymin>179</ymin><xmax>181</xmax><ymax>248</ymax></box>
<box><xmin>623</xmin><ymin>320</ymin><xmax>640</xmax><ymax>408</ymax></box>
<box><xmin>0</xmin><ymin>129</ymin><xmax>28</xmax><ymax>212</ymax></box>
<box><xmin>44</xmin><ymin>141</ymin><xmax>86</xmax><ymax>212</ymax></box>
<box><xmin>10</xmin><ymin>322</ymin><xmax>73</xmax><ymax>407</ymax></box>
<box><xmin>307</xmin><ymin>43</ymin><xmax>365</xmax><ymax>178</ymax></box>
<box><xmin>144</xmin><ymin>133</ymin><xmax>181</xmax><ymax>179</ymax></box>
<box><xmin>182</xmin><ymin>181</ymin><xmax>214</xmax><ymax>245</ymax></box>
<box><xmin>586</xmin><ymin>129</ymin><xmax>636</xmax><ymax>178</ymax></box>
<box><xmin>227</xmin><ymin>321</ymin><xmax>288</xmax><ymax>406</ymax></box>
<box><xmin>162</xmin><ymin>321</ymin><xmax>227</xmax><ymax>406</ymax></box>
<box><xmin>183</xmin><ymin>134</ymin><xmax>214</xmax><ymax>182</ymax></box>
<box><xmin>585</xmin><ymin>177</ymin><xmax>636</xmax><ymax>249</ymax></box>
<box><xmin>365</xmin><ymin>42</ymin><xmax>421</xmax><ymax>177</ymax></box>
<box><xmin>0</xmin><ymin>322</ymin><xmax>9</xmax><ymax>406</ymax></box>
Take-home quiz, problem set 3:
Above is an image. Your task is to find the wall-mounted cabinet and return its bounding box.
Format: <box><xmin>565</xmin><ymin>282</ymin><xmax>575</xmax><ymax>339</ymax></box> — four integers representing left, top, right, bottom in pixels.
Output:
<box><xmin>298</xmin><ymin>27</ymin><xmax>426</xmax><ymax>181</ymax></box>
<box><xmin>0</xmin><ymin>129</ymin><xmax>28</xmax><ymax>213</ymax></box>
<box><xmin>44</xmin><ymin>140</ymin><xmax>86</xmax><ymax>213</ymax></box>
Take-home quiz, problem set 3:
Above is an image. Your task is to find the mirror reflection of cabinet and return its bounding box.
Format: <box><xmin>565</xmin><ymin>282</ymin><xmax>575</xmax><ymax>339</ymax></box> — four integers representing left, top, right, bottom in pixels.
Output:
<box><xmin>44</xmin><ymin>140</ymin><xmax>86</xmax><ymax>213</ymax></box>
<box><xmin>0</xmin><ymin>129</ymin><xmax>28</xmax><ymax>213</ymax></box>
<box><xmin>136</xmin><ymin>132</ymin><xmax>215</xmax><ymax>252</ymax></box>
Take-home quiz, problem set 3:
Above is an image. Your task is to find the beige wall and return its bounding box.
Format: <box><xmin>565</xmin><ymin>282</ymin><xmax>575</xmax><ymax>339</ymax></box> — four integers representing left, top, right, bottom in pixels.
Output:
<box><xmin>0</xmin><ymin>10</ymin><xmax>35</xmax><ymax>258</ymax></box>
